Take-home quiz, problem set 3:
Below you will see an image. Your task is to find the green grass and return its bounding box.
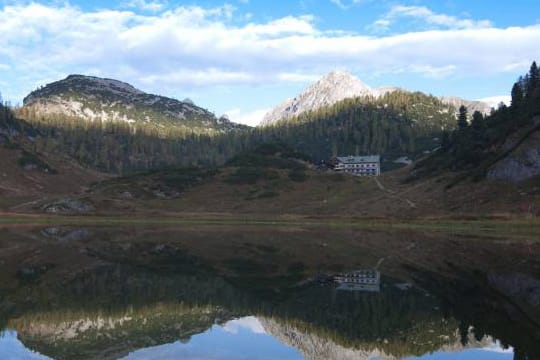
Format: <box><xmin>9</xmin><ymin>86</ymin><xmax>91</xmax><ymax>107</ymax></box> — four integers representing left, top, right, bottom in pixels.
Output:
<box><xmin>1</xmin><ymin>215</ymin><xmax>538</xmax><ymax>239</ymax></box>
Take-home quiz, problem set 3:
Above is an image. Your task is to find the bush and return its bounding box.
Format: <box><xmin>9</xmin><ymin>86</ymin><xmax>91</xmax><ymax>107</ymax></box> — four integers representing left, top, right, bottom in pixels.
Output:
<box><xmin>17</xmin><ymin>151</ymin><xmax>56</xmax><ymax>173</ymax></box>
<box><xmin>160</xmin><ymin>167</ymin><xmax>217</xmax><ymax>191</ymax></box>
<box><xmin>288</xmin><ymin>168</ymin><xmax>308</xmax><ymax>182</ymax></box>
<box><xmin>225</xmin><ymin>167</ymin><xmax>266</xmax><ymax>184</ymax></box>
<box><xmin>257</xmin><ymin>190</ymin><xmax>279</xmax><ymax>199</ymax></box>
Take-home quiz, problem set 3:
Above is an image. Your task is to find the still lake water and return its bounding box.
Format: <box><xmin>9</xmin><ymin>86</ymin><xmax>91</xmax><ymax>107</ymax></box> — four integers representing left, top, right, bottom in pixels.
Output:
<box><xmin>0</xmin><ymin>225</ymin><xmax>538</xmax><ymax>359</ymax></box>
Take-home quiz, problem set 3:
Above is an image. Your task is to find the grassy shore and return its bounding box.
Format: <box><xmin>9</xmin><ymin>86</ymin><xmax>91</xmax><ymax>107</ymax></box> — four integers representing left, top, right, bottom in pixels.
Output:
<box><xmin>1</xmin><ymin>212</ymin><xmax>539</xmax><ymax>239</ymax></box>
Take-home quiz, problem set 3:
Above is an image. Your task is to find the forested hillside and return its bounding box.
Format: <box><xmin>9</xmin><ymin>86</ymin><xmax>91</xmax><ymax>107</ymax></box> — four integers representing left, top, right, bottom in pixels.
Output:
<box><xmin>257</xmin><ymin>90</ymin><xmax>457</xmax><ymax>167</ymax></box>
<box><xmin>414</xmin><ymin>61</ymin><xmax>540</xmax><ymax>180</ymax></box>
<box><xmin>3</xmin><ymin>85</ymin><xmax>459</xmax><ymax>174</ymax></box>
<box><xmin>22</xmin><ymin>75</ymin><xmax>245</xmax><ymax>135</ymax></box>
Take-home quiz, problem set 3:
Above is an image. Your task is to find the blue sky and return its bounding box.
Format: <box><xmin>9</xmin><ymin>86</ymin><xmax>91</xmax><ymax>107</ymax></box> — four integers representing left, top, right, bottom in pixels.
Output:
<box><xmin>1</xmin><ymin>318</ymin><xmax>515</xmax><ymax>360</ymax></box>
<box><xmin>0</xmin><ymin>0</ymin><xmax>539</xmax><ymax>125</ymax></box>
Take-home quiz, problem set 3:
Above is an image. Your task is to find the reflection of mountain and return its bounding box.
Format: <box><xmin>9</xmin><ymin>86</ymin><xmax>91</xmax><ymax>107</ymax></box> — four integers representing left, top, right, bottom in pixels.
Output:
<box><xmin>13</xmin><ymin>303</ymin><xmax>233</xmax><ymax>360</ymax></box>
<box><xmin>260</xmin><ymin>317</ymin><xmax>495</xmax><ymax>360</ymax></box>
<box><xmin>7</xmin><ymin>265</ymin><xmax>242</xmax><ymax>360</ymax></box>
<box><xmin>1</xmin><ymin>266</ymin><xmax>511</xmax><ymax>360</ymax></box>
<box><xmin>260</xmin><ymin>317</ymin><xmax>394</xmax><ymax>360</ymax></box>
<box><xmin>1</xmin><ymin>226</ymin><xmax>540</xmax><ymax>359</ymax></box>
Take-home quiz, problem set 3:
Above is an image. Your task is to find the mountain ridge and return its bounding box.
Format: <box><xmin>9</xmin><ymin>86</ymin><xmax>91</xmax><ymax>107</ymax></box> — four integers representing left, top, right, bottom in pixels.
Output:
<box><xmin>23</xmin><ymin>74</ymin><xmax>245</xmax><ymax>133</ymax></box>
<box><xmin>261</xmin><ymin>70</ymin><xmax>492</xmax><ymax>126</ymax></box>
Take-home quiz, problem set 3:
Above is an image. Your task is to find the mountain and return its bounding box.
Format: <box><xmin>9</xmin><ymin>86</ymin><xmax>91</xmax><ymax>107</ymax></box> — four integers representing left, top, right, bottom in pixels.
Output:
<box><xmin>261</xmin><ymin>70</ymin><xmax>374</xmax><ymax>126</ymax></box>
<box><xmin>261</xmin><ymin>70</ymin><xmax>492</xmax><ymax>126</ymax></box>
<box><xmin>439</xmin><ymin>96</ymin><xmax>493</xmax><ymax>117</ymax></box>
<box><xmin>260</xmin><ymin>317</ymin><xmax>495</xmax><ymax>360</ymax></box>
<box><xmin>23</xmin><ymin>75</ymin><xmax>245</xmax><ymax>133</ymax></box>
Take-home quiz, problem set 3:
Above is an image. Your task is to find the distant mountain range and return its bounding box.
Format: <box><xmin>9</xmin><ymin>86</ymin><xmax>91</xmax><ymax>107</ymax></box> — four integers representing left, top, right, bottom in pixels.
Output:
<box><xmin>23</xmin><ymin>75</ymin><xmax>246</xmax><ymax>132</ymax></box>
<box><xmin>261</xmin><ymin>70</ymin><xmax>492</xmax><ymax>126</ymax></box>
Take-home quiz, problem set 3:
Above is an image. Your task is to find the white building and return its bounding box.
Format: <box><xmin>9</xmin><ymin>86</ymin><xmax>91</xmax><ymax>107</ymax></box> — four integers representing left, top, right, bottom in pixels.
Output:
<box><xmin>331</xmin><ymin>155</ymin><xmax>381</xmax><ymax>176</ymax></box>
<box><xmin>334</xmin><ymin>269</ymin><xmax>381</xmax><ymax>292</ymax></box>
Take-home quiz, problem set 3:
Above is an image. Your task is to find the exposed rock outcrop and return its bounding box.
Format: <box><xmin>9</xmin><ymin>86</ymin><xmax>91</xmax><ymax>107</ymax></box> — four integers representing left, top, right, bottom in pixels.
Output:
<box><xmin>260</xmin><ymin>70</ymin><xmax>491</xmax><ymax>126</ymax></box>
<box><xmin>487</xmin><ymin>117</ymin><xmax>540</xmax><ymax>182</ymax></box>
<box><xmin>41</xmin><ymin>198</ymin><xmax>95</xmax><ymax>214</ymax></box>
<box><xmin>261</xmin><ymin>70</ymin><xmax>373</xmax><ymax>126</ymax></box>
<box><xmin>23</xmin><ymin>75</ymin><xmax>246</xmax><ymax>132</ymax></box>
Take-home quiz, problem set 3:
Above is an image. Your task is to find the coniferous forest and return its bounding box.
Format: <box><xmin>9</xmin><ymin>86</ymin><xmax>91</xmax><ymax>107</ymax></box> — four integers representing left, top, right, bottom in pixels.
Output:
<box><xmin>1</xmin><ymin>61</ymin><xmax>538</xmax><ymax>177</ymax></box>
<box><xmin>415</xmin><ymin>61</ymin><xmax>540</xmax><ymax>177</ymax></box>
<box><xmin>3</xmin><ymin>89</ymin><xmax>457</xmax><ymax>174</ymax></box>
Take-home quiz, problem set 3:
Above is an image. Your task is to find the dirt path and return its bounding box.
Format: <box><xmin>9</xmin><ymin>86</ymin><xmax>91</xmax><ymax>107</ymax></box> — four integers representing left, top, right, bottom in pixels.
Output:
<box><xmin>373</xmin><ymin>177</ymin><xmax>417</xmax><ymax>209</ymax></box>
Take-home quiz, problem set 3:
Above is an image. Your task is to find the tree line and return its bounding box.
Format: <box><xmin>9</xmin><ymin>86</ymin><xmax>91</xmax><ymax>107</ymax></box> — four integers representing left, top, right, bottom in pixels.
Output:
<box><xmin>418</xmin><ymin>61</ymin><xmax>540</xmax><ymax>176</ymax></box>
<box><xmin>14</xmin><ymin>65</ymin><xmax>537</xmax><ymax>176</ymax></box>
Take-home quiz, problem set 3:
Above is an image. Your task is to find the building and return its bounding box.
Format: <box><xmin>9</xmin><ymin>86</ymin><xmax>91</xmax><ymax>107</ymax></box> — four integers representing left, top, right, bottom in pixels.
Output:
<box><xmin>330</xmin><ymin>155</ymin><xmax>381</xmax><ymax>176</ymax></box>
<box><xmin>334</xmin><ymin>269</ymin><xmax>381</xmax><ymax>292</ymax></box>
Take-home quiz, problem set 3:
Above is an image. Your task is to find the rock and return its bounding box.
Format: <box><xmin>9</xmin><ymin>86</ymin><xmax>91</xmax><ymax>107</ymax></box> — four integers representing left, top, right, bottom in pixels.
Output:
<box><xmin>42</xmin><ymin>198</ymin><xmax>95</xmax><ymax>214</ymax></box>
<box><xmin>487</xmin><ymin>123</ymin><xmax>540</xmax><ymax>182</ymax></box>
<box><xmin>488</xmin><ymin>273</ymin><xmax>540</xmax><ymax>307</ymax></box>
<box><xmin>41</xmin><ymin>227</ymin><xmax>92</xmax><ymax>241</ymax></box>
<box><xmin>119</xmin><ymin>191</ymin><xmax>133</xmax><ymax>199</ymax></box>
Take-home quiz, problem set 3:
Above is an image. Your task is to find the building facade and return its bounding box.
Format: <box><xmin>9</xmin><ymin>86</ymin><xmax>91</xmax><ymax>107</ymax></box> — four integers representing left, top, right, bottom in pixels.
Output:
<box><xmin>330</xmin><ymin>155</ymin><xmax>381</xmax><ymax>176</ymax></box>
<box><xmin>334</xmin><ymin>269</ymin><xmax>381</xmax><ymax>292</ymax></box>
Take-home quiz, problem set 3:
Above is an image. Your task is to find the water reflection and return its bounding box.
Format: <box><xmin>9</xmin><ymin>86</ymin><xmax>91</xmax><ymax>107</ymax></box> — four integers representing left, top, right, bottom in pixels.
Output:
<box><xmin>0</xmin><ymin>225</ymin><xmax>538</xmax><ymax>359</ymax></box>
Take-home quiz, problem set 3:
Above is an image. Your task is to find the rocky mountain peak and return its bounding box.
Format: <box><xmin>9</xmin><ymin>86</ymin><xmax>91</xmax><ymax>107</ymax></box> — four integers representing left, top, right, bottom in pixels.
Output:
<box><xmin>260</xmin><ymin>70</ymin><xmax>494</xmax><ymax>126</ymax></box>
<box><xmin>260</xmin><ymin>70</ymin><xmax>374</xmax><ymax>126</ymax></box>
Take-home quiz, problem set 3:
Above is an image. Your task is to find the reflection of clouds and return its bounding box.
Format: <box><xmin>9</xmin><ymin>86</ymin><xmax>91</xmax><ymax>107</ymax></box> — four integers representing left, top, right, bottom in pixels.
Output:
<box><xmin>480</xmin><ymin>341</ymin><xmax>513</xmax><ymax>353</ymax></box>
<box><xmin>0</xmin><ymin>330</ymin><xmax>52</xmax><ymax>360</ymax></box>
<box><xmin>222</xmin><ymin>316</ymin><xmax>266</xmax><ymax>335</ymax></box>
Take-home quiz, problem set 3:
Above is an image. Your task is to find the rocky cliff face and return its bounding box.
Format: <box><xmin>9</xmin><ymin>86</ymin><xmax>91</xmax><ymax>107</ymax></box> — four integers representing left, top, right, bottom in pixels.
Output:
<box><xmin>23</xmin><ymin>75</ymin><xmax>244</xmax><ymax>132</ymax></box>
<box><xmin>261</xmin><ymin>71</ymin><xmax>491</xmax><ymax>126</ymax></box>
<box><xmin>487</xmin><ymin>117</ymin><xmax>540</xmax><ymax>182</ymax></box>
<box><xmin>261</xmin><ymin>70</ymin><xmax>374</xmax><ymax>126</ymax></box>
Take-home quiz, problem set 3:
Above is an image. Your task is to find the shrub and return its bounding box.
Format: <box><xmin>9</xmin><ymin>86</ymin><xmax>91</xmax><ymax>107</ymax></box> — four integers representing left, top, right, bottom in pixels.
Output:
<box><xmin>225</xmin><ymin>167</ymin><xmax>265</xmax><ymax>184</ymax></box>
<box><xmin>288</xmin><ymin>168</ymin><xmax>308</xmax><ymax>182</ymax></box>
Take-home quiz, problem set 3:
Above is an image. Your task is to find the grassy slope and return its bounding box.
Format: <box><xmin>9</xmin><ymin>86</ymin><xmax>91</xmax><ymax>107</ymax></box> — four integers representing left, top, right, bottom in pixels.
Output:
<box><xmin>1</xmin><ymin>138</ymin><xmax>538</xmax><ymax>222</ymax></box>
<box><xmin>84</xmin><ymin>164</ymin><xmax>540</xmax><ymax>220</ymax></box>
<box><xmin>0</xmin><ymin>145</ymin><xmax>105</xmax><ymax>211</ymax></box>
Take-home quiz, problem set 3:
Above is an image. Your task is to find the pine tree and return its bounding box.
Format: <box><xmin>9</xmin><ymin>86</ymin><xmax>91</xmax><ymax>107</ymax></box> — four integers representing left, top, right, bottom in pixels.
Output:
<box><xmin>471</xmin><ymin>111</ymin><xmax>484</xmax><ymax>131</ymax></box>
<box><xmin>457</xmin><ymin>105</ymin><xmax>468</xmax><ymax>129</ymax></box>
<box><xmin>510</xmin><ymin>81</ymin><xmax>524</xmax><ymax>108</ymax></box>
<box><xmin>527</xmin><ymin>61</ymin><xmax>539</xmax><ymax>95</ymax></box>
<box><xmin>528</xmin><ymin>61</ymin><xmax>540</xmax><ymax>115</ymax></box>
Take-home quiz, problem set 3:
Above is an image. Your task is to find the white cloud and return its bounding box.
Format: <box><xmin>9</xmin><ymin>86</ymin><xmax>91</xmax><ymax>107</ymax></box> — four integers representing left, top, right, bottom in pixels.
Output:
<box><xmin>225</xmin><ymin>107</ymin><xmax>270</xmax><ymax>126</ymax></box>
<box><xmin>222</xmin><ymin>316</ymin><xmax>266</xmax><ymax>334</ymax></box>
<box><xmin>372</xmin><ymin>5</ymin><xmax>492</xmax><ymax>32</ymax></box>
<box><xmin>0</xmin><ymin>2</ymin><xmax>539</xmax><ymax>104</ymax></box>
<box><xmin>478</xmin><ymin>95</ymin><xmax>511</xmax><ymax>108</ymax></box>
<box><xmin>122</xmin><ymin>0</ymin><xmax>167</xmax><ymax>12</ymax></box>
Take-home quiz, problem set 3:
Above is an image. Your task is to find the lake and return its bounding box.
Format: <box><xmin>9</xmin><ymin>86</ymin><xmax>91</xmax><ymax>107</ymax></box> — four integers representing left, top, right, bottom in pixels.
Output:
<box><xmin>0</xmin><ymin>225</ymin><xmax>538</xmax><ymax>359</ymax></box>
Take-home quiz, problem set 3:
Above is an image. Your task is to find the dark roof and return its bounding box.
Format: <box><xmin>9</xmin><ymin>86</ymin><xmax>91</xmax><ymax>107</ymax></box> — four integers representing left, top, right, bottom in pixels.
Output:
<box><xmin>335</xmin><ymin>155</ymin><xmax>380</xmax><ymax>164</ymax></box>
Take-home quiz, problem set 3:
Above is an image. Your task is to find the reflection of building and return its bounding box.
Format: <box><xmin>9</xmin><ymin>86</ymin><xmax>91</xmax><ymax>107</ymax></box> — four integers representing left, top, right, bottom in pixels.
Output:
<box><xmin>330</xmin><ymin>155</ymin><xmax>381</xmax><ymax>176</ymax></box>
<box><xmin>334</xmin><ymin>269</ymin><xmax>381</xmax><ymax>292</ymax></box>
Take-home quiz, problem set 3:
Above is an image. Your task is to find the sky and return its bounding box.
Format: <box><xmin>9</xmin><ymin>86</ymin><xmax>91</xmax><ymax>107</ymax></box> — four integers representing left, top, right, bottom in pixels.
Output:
<box><xmin>0</xmin><ymin>318</ymin><xmax>514</xmax><ymax>360</ymax></box>
<box><xmin>0</xmin><ymin>0</ymin><xmax>539</xmax><ymax>125</ymax></box>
